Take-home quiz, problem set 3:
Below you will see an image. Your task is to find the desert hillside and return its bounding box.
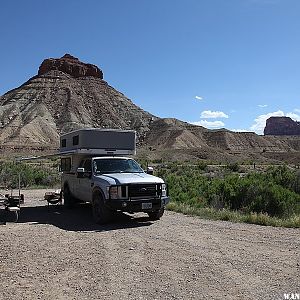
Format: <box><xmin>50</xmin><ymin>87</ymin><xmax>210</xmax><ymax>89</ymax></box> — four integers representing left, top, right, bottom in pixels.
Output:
<box><xmin>0</xmin><ymin>54</ymin><xmax>299</xmax><ymax>163</ymax></box>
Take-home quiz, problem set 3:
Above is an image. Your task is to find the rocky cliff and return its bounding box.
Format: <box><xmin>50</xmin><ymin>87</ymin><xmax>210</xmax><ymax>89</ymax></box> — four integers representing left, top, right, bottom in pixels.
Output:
<box><xmin>141</xmin><ymin>118</ymin><xmax>300</xmax><ymax>162</ymax></box>
<box><xmin>38</xmin><ymin>54</ymin><xmax>103</xmax><ymax>79</ymax></box>
<box><xmin>0</xmin><ymin>54</ymin><xmax>155</xmax><ymax>152</ymax></box>
<box><xmin>0</xmin><ymin>54</ymin><xmax>299</xmax><ymax>162</ymax></box>
<box><xmin>264</xmin><ymin>116</ymin><xmax>300</xmax><ymax>136</ymax></box>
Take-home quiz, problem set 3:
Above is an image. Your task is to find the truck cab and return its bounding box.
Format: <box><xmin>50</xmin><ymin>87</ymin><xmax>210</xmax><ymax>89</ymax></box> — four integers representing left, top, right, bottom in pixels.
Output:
<box><xmin>60</xmin><ymin>129</ymin><xmax>169</xmax><ymax>224</ymax></box>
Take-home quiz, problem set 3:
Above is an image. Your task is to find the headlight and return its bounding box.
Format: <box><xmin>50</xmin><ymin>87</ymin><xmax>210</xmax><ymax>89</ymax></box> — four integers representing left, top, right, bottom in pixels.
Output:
<box><xmin>161</xmin><ymin>183</ymin><xmax>167</xmax><ymax>197</ymax></box>
<box><xmin>109</xmin><ymin>186</ymin><xmax>128</xmax><ymax>200</ymax></box>
<box><xmin>109</xmin><ymin>186</ymin><xmax>119</xmax><ymax>199</ymax></box>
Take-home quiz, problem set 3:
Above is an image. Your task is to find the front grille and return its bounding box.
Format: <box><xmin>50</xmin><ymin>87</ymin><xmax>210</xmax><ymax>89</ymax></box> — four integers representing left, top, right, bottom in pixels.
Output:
<box><xmin>129</xmin><ymin>184</ymin><xmax>160</xmax><ymax>198</ymax></box>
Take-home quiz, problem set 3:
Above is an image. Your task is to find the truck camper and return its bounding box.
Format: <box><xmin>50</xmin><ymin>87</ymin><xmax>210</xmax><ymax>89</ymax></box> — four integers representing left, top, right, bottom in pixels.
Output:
<box><xmin>59</xmin><ymin>128</ymin><xmax>170</xmax><ymax>224</ymax></box>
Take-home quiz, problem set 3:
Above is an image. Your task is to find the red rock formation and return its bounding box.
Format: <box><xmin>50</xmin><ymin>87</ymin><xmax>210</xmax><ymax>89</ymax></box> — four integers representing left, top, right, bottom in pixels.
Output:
<box><xmin>38</xmin><ymin>54</ymin><xmax>103</xmax><ymax>78</ymax></box>
<box><xmin>264</xmin><ymin>116</ymin><xmax>300</xmax><ymax>135</ymax></box>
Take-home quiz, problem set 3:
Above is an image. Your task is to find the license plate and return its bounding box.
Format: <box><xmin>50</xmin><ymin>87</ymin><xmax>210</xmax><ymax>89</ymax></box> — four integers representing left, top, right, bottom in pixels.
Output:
<box><xmin>142</xmin><ymin>203</ymin><xmax>152</xmax><ymax>209</ymax></box>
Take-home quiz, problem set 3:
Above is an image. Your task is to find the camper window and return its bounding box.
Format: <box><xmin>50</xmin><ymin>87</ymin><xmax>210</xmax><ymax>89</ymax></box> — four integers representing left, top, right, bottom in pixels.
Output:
<box><xmin>73</xmin><ymin>135</ymin><xmax>79</xmax><ymax>146</ymax></box>
<box><xmin>61</xmin><ymin>139</ymin><xmax>66</xmax><ymax>148</ymax></box>
<box><xmin>61</xmin><ymin>157</ymin><xmax>71</xmax><ymax>172</ymax></box>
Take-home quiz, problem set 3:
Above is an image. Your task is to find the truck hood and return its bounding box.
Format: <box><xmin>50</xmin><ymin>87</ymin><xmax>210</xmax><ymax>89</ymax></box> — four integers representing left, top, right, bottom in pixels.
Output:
<box><xmin>96</xmin><ymin>172</ymin><xmax>164</xmax><ymax>185</ymax></box>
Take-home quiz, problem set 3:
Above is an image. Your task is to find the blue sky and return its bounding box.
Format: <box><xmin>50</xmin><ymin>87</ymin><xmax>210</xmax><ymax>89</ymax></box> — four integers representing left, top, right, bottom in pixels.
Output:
<box><xmin>1</xmin><ymin>0</ymin><xmax>300</xmax><ymax>134</ymax></box>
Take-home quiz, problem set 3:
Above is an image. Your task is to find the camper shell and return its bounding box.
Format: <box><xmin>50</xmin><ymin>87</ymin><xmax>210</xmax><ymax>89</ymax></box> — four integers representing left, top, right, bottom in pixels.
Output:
<box><xmin>60</xmin><ymin>128</ymin><xmax>136</xmax><ymax>156</ymax></box>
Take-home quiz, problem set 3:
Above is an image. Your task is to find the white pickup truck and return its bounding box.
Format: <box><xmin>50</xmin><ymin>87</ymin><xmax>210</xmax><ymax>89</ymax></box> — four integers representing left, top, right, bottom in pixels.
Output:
<box><xmin>60</xmin><ymin>129</ymin><xmax>170</xmax><ymax>224</ymax></box>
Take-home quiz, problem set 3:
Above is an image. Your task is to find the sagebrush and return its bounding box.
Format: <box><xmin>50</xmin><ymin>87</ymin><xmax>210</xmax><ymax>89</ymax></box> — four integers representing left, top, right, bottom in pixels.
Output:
<box><xmin>156</xmin><ymin>163</ymin><xmax>300</xmax><ymax>224</ymax></box>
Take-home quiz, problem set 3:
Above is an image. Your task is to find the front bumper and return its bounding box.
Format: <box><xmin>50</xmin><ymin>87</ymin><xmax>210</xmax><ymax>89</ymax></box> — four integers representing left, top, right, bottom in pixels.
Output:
<box><xmin>105</xmin><ymin>196</ymin><xmax>170</xmax><ymax>213</ymax></box>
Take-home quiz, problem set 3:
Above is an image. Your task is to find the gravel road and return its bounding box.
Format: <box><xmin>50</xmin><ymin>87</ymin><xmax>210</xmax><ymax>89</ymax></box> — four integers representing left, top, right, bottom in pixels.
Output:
<box><xmin>0</xmin><ymin>189</ymin><xmax>299</xmax><ymax>300</ymax></box>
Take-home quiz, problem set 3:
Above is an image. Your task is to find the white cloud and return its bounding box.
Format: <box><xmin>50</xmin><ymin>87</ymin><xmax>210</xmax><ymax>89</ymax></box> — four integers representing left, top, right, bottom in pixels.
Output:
<box><xmin>191</xmin><ymin>120</ymin><xmax>225</xmax><ymax>129</ymax></box>
<box><xmin>258</xmin><ymin>104</ymin><xmax>268</xmax><ymax>108</ymax></box>
<box><xmin>294</xmin><ymin>108</ymin><xmax>300</xmax><ymax>113</ymax></box>
<box><xmin>286</xmin><ymin>112</ymin><xmax>300</xmax><ymax>121</ymax></box>
<box><xmin>200</xmin><ymin>110</ymin><xmax>229</xmax><ymax>119</ymax></box>
<box><xmin>195</xmin><ymin>96</ymin><xmax>203</xmax><ymax>100</ymax></box>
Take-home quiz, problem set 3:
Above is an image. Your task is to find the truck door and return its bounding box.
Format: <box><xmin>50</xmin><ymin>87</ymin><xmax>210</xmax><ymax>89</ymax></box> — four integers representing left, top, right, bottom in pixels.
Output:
<box><xmin>77</xmin><ymin>158</ymin><xmax>93</xmax><ymax>202</ymax></box>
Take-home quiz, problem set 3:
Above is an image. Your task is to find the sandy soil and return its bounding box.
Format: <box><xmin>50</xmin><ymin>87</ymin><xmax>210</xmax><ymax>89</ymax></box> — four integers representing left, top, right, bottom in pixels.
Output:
<box><xmin>0</xmin><ymin>189</ymin><xmax>299</xmax><ymax>300</ymax></box>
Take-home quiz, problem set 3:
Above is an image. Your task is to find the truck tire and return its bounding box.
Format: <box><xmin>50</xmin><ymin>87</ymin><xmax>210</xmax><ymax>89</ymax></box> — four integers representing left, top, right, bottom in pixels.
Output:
<box><xmin>148</xmin><ymin>207</ymin><xmax>165</xmax><ymax>221</ymax></box>
<box><xmin>1</xmin><ymin>208</ymin><xmax>19</xmax><ymax>223</ymax></box>
<box><xmin>92</xmin><ymin>191</ymin><xmax>111</xmax><ymax>224</ymax></box>
<box><xmin>63</xmin><ymin>185</ymin><xmax>74</xmax><ymax>208</ymax></box>
<box><xmin>7</xmin><ymin>209</ymin><xmax>19</xmax><ymax>223</ymax></box>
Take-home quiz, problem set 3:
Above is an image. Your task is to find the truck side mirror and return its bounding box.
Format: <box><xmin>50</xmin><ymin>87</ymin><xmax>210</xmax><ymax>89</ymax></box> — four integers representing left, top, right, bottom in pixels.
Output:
<box><xmin>77</xmin><ymin>167</ymin><xmax>85</xmax><ymax>178</ymax></box>
<box><xmin>146</xmin><ymin>166</ymin><xmax>154</xmax><ymax>175</ymax></box>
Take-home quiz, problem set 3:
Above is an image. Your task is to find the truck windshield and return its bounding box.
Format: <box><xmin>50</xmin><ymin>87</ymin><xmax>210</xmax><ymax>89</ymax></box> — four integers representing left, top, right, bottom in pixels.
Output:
<box><xmin>93</xmin><ymin>158</ymin><xmax>144</xmax><ymax>174</ymax></box>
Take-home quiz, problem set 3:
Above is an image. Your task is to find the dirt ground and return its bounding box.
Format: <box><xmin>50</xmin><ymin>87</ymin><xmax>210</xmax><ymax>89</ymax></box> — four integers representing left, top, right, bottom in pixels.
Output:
<box><xmin>0</xmin><ymin>189</ymin><xmax>299</xmax><ymax>300</ymax></box>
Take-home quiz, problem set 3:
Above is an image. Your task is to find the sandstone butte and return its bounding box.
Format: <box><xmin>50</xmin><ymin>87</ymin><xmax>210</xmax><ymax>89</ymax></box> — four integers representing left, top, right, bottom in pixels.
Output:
<box><xmin>264</xmin><ymin>116</ymin><xmax>300</xmax><ymax>136</ymax></box>
<box><xmin>38</xmin><ymin>54</ymin><xmax>104</xmax><ymax>79</ymax></box>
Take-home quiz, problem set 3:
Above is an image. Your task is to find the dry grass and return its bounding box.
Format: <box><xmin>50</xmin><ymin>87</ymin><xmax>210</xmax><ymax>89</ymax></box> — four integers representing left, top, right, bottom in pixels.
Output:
<box><xmin>167</xmin><ymin>202</ymin><xmax>300</xmax><ymax>228</ymax></box>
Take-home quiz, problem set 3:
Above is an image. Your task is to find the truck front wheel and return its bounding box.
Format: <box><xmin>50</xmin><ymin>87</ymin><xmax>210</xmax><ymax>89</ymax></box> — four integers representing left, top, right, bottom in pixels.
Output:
<box><xmin>92</xmin><ymin>191</ymin><xmax>111</xmax><ymax>224</ymax></box>
<box><xmin>148</xmin><ymin>207</ymin><xmax>165</xmax><ymax>221</ymax></box>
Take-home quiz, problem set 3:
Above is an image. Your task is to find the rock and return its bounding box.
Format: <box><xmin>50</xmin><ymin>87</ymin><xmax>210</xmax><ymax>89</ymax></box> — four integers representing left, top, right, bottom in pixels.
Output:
<box><xmin>38</xmin><ymin>53</ymin><xmax>103</xmax><ymax>79</ymax></box>
<box><xmin>264</xmin><ymin>117</ymin><xmax>300</xmax><ymax>135</ymax></box>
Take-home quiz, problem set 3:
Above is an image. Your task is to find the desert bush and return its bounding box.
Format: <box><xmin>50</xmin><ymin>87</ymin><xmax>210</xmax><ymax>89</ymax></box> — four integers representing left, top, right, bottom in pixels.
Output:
<box><xmin>196</xmin><ymin>160</ymin><xmax>207</xmax><ymax>171</ymax></box>
<box><xmin>225</xmin><ymin>162</ymin><xmax>240</xmax><ymax>172</ymax></box>
<box><xmin>157</xmin><ymin>163</ymin><xmax>300</xmax><ymax>224</ymax></box>
<box><xmin>266</xmin><ymin>165</ymin><xmax>300</xmax><ymax>194</ymax></box>
<box><xmin>0</xmin><ymin>161</ymin><xmax>60</xmax><ymax>188</ymax></box>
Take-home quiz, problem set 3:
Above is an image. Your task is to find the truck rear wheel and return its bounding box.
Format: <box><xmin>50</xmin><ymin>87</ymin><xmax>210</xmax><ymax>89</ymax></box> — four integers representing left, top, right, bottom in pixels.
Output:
<box><xmin>148</xmin><ymin>207</ymin><xmax>165</xmax><ymax>220</ymax></box>
<box><xmin>92</xmin><ymin>191</ymin><xmax>111</xmax><ymax>224</ymax></box>
<box><xmin>63</xmin><ymin>185</ymin><xmax>74</xmax><ymax>208</ymax></box>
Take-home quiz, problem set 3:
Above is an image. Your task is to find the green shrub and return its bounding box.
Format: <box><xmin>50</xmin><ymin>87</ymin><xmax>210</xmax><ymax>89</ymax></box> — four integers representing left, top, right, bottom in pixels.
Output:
<box><xmin>196</xmin><ymin>160</ymin><xmax>207</xmax><ymax>171</ymax></box>
<box><xmin>225</xmin><ymin>162</ymin><xmax>240</xmax><ymax>172</ymax></box>
<box><xmin>157</xmin><ymin>163</ymin><xmax>300</xmax><ymax>226</ymax></box>
<box><xmin>0</xmin><ymin>161</ymin><xmax>60</xmax><ymax>188</ymax></box>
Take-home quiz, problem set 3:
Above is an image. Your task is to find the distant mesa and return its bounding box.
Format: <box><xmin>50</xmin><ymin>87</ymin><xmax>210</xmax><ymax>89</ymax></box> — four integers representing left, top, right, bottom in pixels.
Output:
<box><xmin>38</xmin><ymin>53</ymin><xmax>103</xmax><ymax>79</ymax></box>
<box><xmin>264</xmin><ymin>116</ymin><xmax>300</xmax><ymax>135</ymax></box>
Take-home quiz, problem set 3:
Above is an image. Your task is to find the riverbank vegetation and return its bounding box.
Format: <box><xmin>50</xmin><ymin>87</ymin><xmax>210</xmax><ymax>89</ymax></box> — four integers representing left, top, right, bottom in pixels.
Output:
<box><xmin>155</xmin><ymin>162</ymin><xmax>300</xmax><ymax>228</ymax></box>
